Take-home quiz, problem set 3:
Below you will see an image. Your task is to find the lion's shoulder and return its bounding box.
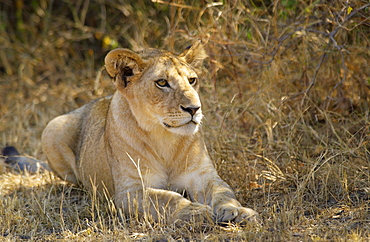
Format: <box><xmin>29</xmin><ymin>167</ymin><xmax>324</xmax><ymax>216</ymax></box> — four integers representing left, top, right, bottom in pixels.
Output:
<box><xmin>79</xmin><ymin>96</ymin><xmax>112</xmax><ymax>118</ymax></box>
<box><xmin>74</xmin><ymin>96</ymin><xmax>113</xmax><ymax>137</ymax></box>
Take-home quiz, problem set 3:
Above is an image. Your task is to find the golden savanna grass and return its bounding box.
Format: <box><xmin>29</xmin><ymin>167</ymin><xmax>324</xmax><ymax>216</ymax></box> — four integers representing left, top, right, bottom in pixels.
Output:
<box><xmin>1</xmin><ymin>0</ymin><xmax>369</xmax><ymax>240</ymax></box>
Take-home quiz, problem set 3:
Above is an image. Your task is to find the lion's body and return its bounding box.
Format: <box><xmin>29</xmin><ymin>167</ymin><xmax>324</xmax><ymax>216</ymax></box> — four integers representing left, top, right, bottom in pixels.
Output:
<box><xmin>42</xmin><ymin>42</ymin><xmax>258</xmax><ymax>224</ymax></box>
<box><xmin>43</xmin><ymin>97</ymin><xmax>113</xmax><ymax>191</ymax></box>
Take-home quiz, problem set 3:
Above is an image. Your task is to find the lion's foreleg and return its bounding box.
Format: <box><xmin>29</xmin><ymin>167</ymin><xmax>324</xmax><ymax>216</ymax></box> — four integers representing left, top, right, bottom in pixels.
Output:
<box><xmin>188</xmin><ymin>173</ymin><xmax>260</xmax><ymax>224</ymax></box>
<box><xmin>115</xmin><ymin>188</ymin><xmax>214</xmax><ymax>225</ymax></box>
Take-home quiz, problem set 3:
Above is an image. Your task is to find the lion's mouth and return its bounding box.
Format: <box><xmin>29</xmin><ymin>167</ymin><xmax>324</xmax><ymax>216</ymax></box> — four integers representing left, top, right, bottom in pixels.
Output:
<box><xmin>163</xmin><ymin>120</ymin><xmax>198</xmax><ymax>128</ymax></box>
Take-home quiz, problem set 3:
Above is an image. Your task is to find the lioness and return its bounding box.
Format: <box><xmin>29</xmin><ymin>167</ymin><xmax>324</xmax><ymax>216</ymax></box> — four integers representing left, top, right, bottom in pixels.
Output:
<box><xmin>42</xmin><ymin>41</ymin><xmax>258</xmax><ymax>225</ymax></box>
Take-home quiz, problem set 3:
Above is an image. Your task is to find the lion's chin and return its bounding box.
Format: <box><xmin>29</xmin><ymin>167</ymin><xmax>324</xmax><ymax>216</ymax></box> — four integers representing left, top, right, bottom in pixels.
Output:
<box><xmin>163</xmin><ymin>121</ymin><xmax>199</xmax><ymax>135</ymax></box>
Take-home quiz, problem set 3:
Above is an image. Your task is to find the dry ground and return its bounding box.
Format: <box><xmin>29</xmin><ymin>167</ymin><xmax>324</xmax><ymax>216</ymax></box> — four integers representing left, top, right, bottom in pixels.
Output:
<box><xmin>1</xmin><ymin>1</ymin><xmax>369</xmax><ymax>241</ymax></box>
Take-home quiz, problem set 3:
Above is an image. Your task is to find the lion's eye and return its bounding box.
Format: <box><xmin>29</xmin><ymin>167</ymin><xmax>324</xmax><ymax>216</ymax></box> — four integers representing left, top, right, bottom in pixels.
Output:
<box><xmin>189</xmin><ymin>77</ymin><xmax>197</xmax><ymax>85</ymax></box>
<box><xmin>155</xmin><ymin>79</ymin><xmax>170</xmax><ymax>88</ymax></box>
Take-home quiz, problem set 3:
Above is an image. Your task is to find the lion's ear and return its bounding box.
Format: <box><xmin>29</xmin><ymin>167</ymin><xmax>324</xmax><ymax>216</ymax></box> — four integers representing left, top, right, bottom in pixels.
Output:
<box><xmin>179</xmin><ymin>40</ymin><xmax>208</xmax><ymax>70</ymax></box>
<box><xmin>105</xmin><ymin>48</ymin><xmax>146</xmax><ymax>86</ymax></box>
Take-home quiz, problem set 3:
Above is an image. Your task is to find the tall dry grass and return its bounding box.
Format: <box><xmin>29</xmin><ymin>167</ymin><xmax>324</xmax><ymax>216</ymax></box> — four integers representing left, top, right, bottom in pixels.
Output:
<box><xmin>1</xmin><ymin>0</ymin><xmax>369</xmax><ymax>240</ymax></box>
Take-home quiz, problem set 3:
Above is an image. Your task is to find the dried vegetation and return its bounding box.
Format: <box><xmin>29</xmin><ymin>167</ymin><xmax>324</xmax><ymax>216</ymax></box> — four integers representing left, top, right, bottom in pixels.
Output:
<box><xmin>0</xmin><ymin>0</ymin><xmax>369</xmax><ymax>241</ymax></box>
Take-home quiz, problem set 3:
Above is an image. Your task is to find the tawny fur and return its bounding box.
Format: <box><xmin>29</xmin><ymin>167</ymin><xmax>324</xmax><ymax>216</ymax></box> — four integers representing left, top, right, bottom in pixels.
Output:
<box><xmin>42</xmin><ymin>41</ymin><xmax>258</xmax><ymax>225</ymax></box>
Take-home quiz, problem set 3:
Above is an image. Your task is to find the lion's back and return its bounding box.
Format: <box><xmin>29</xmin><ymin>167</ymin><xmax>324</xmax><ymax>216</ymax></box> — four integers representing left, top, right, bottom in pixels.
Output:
<box><xmin>43</xmin><ymin>96</ymin><xmax>111</xmax><ymax>151</ymax></box>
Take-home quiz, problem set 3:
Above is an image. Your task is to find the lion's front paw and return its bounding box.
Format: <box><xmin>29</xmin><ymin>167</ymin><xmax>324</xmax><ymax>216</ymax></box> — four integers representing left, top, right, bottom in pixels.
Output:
<box><xmin>173</xmin><ymin>202</ymin><xmax>215</xmax><ymax>225</ymax></box>
<box><xmin>216</xmin><ymin>205</ymin><xmax>260</xmax><ymax>225</ymax></box>
<box><xmin>233</xmin><ymin>207</ymin><xmax>261</xmax><ymax>225</ymax></box>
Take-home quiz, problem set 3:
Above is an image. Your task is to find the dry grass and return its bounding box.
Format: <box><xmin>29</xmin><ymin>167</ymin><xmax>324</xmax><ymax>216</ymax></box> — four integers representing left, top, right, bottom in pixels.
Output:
<box><xmin>1</xmin><ymin>0</ymin><xmax>369</xmax><ymax>241</ymax></box>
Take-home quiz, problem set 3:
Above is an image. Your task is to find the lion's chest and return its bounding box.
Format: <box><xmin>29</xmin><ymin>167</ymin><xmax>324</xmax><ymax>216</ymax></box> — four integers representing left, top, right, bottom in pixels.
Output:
<box><xmin>107</xmin><ymin>104</ymin><xmax>197</xmax><ymax>193</ymax></box>
<box><xmin>135</xmin><ymin>147</ymin><xmax>191</xmax><ymax>193</ymax></box>
<box><xmin>138</xmin><ymin>164</ymin><xmax>187</xmax><ymax>194</ymax></box>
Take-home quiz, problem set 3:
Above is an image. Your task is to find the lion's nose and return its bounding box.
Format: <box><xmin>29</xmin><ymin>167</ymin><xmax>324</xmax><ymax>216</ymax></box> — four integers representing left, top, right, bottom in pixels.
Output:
<box><xmin>181</xmin><ymin>105</ymin><xmax>200</xmax><ymax>116</ymax></box>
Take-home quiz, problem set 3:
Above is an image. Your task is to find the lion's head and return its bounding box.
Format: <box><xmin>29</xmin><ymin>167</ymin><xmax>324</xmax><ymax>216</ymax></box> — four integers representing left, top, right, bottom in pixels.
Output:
<box><xmin>104</xmin><ymin>41</ymin><xmax>207</xmax><ymax>136</ymax></box>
